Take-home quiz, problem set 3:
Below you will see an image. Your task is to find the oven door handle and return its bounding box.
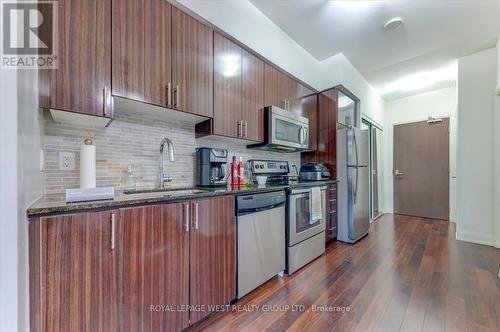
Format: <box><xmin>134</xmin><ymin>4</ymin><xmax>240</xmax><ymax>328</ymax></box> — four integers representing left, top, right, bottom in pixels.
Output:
<box><xmin>290</xmin><ymin>187</ymin><xmax>327</xmax><ymax>195</ymax></box>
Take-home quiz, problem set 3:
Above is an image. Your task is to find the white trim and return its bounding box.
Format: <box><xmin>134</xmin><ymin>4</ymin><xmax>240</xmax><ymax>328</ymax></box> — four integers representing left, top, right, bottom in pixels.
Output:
<box><xmin>456</xmin><ymin>229</ymin><xmax>494</xmax><ymax>246</ymax></box>
<box><xmin>361</xmin><ymin>113</ymin><xmax>383</xmax><ymax>130</ymax></box>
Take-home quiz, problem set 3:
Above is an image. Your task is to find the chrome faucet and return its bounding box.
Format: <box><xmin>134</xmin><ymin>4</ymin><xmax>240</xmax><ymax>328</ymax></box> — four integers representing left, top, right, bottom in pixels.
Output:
<box><xmin>159</xmin><ymin>137</ymin><xmax>175</xmax><ymax>189</ymax></box>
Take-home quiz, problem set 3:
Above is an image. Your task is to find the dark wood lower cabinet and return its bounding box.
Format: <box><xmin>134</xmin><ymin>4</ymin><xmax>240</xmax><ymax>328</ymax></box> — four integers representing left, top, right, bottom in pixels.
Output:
<box><xmin>326</xmin><ymin>183</ymin><xmax>338</xmax><ymax>241</ymax></box>
<box><xmin>116</xmin><ymin>203</ymin><xmax>189</xmax><ymax>332</ymax></box>
<box><xmin>189</xmin><ymin>196</ymin><xmax>236</xmax><ymax>323</ymax></box>
<box><xmin>29</xmin><ymin>196</ymin><xmax>236</xmax><ymax>332</ymax></box>
<box><xmin>29</xmin><ymin>211</ymin><xmax>118</xmax><ymax>332</ymax></box>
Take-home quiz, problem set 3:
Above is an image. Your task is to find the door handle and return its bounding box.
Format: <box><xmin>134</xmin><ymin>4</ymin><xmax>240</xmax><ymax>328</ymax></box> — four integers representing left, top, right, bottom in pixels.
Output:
<box><xmin>394</xmin><ymin>169</ymin><xmax>404</xmax><ymax>176</ymax></box>
<box><xmin>237</xmin><ymin>121</ymin><xmax>242</xmax><ymax>137</ymax></box>
<box><xmin>243</xmin><ymin>121</ymin><xmax>248</xmax><ymax>138</ymax></box>
<box><xmin>183</xmin><ymin>203</ymin><xmax>190</xmax><ymax>232</ymax></box>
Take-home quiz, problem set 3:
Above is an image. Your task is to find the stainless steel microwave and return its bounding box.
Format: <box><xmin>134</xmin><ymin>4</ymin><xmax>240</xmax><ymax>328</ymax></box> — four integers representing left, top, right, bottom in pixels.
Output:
<box><xmin>248</xmin><ymin>106</ymin><xmax>309</xmax><ymax>152</ymax></box>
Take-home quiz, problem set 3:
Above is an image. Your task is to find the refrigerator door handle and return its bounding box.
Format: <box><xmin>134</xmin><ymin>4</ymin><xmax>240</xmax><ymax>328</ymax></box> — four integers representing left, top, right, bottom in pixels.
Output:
<box><xmin>353</xmin><ymin>129</ymin><xmax>358</xmax><ymax>203</ymax></box>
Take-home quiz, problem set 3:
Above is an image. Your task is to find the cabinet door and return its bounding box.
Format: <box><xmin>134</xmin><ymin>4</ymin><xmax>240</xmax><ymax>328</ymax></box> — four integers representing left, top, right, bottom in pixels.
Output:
<box><xmin>264</xmin><ymin>63</ymin><xmax>287</xmax><ymax>109</ymax></box>
<box><xmin>213</xmin><ymin>33</ymin><xmax>242</xmax><ymax>138</ymax></box>
<box><xmin>288</xmin><ymin>81</ymin><xmax>315</xmax><ymax>115</ymax></box>
<box><xmin>33</xmin><ymin>211</ymin><xmax>118</xmax><ymax>331</ymax></box>
<box><xmin>117</xmin><ymin>203</ymin><xmax>189</xmax><ymax>332</ymax></box>
<box><xmin>242</xmin><ymin>50</ymin><xmax>265</xmax><ymax>142</ymax></box>
<box><xmin>39</xmin><ymin>0</ymin><xmax>111</xmax><ymax>117</ymax></box>
<box><xmin>326</xmin><ymin>183</ymin><xmax>338</xmax><ymax>240</ymax></box>
<box><xmin>302</xmin><ymin>94</ymin><xmax>318</xmax><ymax>150</ymax></box>
<box><xmin>172</xmin><ymin>8</ymin><xmax>213</xmax><ymax>117</ymax></box>
<box><xmin>317</xmin><ymin>90</ymin><xmax>338</xmax><ymax>177</ymax></box>
<box><xmin>190</xmin><ymin>196</ymin><xmax>236</xmax><ymax>323</ymax></box>
<box><xmin>112</xmin><ymin>0</ymin><xmax>171</xmax><ymax>107</ymax></box>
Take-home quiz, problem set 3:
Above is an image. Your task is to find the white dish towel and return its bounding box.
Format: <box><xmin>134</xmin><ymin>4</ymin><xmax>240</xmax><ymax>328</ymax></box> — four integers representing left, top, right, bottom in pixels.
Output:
<box><xmin>311</xmin><ymin>187</ymin><xmax>323</xmax><ymax>223</ymax></box>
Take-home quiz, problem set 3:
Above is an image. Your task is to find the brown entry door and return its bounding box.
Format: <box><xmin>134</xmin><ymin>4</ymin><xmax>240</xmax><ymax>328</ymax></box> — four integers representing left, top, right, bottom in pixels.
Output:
<box><xmin>393</xmin><ymin>118</ymin><xmax>449</xmax><ymax>220</ymax></box>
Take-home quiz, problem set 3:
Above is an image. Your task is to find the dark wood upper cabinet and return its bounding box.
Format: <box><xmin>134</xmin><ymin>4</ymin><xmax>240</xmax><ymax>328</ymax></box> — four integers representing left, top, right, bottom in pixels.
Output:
<box><xmin>212</xmin><ymin>34</ymin><xmax>264</xmax><ymax>142</ymax></box>
<box><xmin>29</xmin><ymin>211</ymin><xmax>118</xmax><ymax>332</ymax></box>
<box><xmin>264</xmin><ymin>63</ymin><xmax>287</xmax><ymax>109</ymax></box>
<box><xmin>316</xmin><ymin>89</ymin><xmax>338</xmax><ymax>177</ymax></box>
<box><xmin>172</xmin><ymin>7</ymin><xmax>214</xmax><ymax>117</ymax></box>
<box><xmin>242</xmin><ymin>49</ymin><xmax>265</xmax><ymax>142</ymax></box>
<box><xmin>213</xmin><ymin>32</ymin><xmax>242</xmax><ymax>138</ymax></box>
<box><xmin>112</xmin><ymin>0</ymin><xmax>171</xmax><ymax>107</ymax></box>
<box><xmin>39</xmin><ymin>0</ymin><xmax>111</xmax><ymax>117</ymax></box>
<box><xmin>289</xmin><ymin>81</ymin><xmax>315</xmax><ymax>115</ymax></box>
<box><xmin>117</xmin><ymin>203</ymin><xmax>190</xmax><ymax>332</ymax></box>
<box><xmin>301</xmin><ymin>94</ymin><xmax>318</xmax><ymax>151</ymax></box>
<box><xmin>189</xmin><ymin>196</ymin><xmax>236</xmax><ymax>324</ymax></box>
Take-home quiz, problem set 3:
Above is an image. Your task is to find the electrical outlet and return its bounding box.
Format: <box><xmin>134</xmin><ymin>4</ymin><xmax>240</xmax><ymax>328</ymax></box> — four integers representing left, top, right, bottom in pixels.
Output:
<box><xmin>59</xmin><ymin>152</ymin><xmax>75</xmax><ymax>170</ymax></box>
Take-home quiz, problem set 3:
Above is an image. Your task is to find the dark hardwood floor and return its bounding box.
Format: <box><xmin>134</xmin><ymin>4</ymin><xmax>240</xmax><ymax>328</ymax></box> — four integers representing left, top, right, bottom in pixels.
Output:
<box><xmin>190</xmin><ymin>214</ymin><xmax>500</xmax><ymax>332</ymax></box>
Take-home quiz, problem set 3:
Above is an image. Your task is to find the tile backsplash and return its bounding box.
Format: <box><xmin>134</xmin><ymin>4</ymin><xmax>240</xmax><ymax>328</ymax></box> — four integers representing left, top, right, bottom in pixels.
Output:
<box><xmin>42</xmin><ymin>111</ymin><xmax>301</xmax><ymax>194</ymax></box>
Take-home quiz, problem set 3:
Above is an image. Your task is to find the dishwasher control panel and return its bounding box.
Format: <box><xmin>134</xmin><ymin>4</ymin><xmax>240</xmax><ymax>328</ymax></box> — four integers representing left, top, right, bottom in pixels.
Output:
<box><xmin>236</xmin><ymin>191</ymin><xmax>286</xmax><ymax>216</ymax></box>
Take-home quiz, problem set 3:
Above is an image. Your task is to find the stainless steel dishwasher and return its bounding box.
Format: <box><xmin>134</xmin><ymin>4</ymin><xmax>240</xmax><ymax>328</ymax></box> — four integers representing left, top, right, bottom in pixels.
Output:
<box><xmin>236</xmin><ymin>190</ymin><xmax>286</xmax><ymax>299</ymax></box>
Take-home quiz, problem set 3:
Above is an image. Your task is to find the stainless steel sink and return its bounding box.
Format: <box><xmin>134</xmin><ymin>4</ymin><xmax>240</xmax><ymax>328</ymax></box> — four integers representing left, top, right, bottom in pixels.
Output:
<box><xmin>123</xmin><ymin>188</ymin><xmax>211</xmax><ymax>195</ymax></box>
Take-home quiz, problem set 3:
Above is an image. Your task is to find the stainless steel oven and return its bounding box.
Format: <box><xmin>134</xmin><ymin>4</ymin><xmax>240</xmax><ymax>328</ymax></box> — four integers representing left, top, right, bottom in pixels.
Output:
<box><xmin>248</xmin><ymin>106</ymin><xmax>309</xmax><ymax>152</ymax></box>
<box><xmin>288</xmin><ymin>187</ymin><xmax>326</xmax><ymax>245</ymax></box>
<box><xmin>286</xmin><ymin>186</ymin><xmax>326</xmax><ymax>274</ymax></box>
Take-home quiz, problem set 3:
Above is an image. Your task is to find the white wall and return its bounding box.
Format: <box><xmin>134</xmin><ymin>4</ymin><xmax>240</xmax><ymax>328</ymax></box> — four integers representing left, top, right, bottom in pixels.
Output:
<box><xmin>457</xmin><ymin>47</ymin><xmax>496</xmax><ymax>246</ymax></box>
<box><xmin>383</xmin><ymin>87</ymin><xmax>458</xmax><ymax>222</ymax></box>
<box><xmin>17</xmin><ymin>69</ymin><xmax>44</xmax><ymax>331</ymax></box>
<box><xmin>0</xmin><ymin>68</ymin><xmax>20</xmax><ymax>332</ymax></box>
<box><xmin>178</xmin><ymin>0</ymin><xmax>385</xmax><ymax>128</ymax></box>
<box><xmin>494</xmin><ymin>39</ymin><xmax>500</xmax><ymax>248</ymax></box>
<box><xmin>0</xmin><ymin>64</ymin><xmax>43</xmax><ymax>332</ymax></box>
<box><xmin>318</xmin><ymin>54</ymin><xmax>385</xmax><ymax>127</ymax></box>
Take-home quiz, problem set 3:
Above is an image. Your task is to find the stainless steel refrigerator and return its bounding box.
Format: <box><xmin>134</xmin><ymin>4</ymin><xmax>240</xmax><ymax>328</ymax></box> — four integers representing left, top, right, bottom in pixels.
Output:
<box><xmin>337</xmin><ymin>122</ymin><xmax>370</xmax><ymax>243</ymax></box>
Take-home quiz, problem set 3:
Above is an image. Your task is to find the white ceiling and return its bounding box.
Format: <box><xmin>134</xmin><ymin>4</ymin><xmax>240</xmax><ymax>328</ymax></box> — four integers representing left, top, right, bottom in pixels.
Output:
<box><xmin>249</xmin><ymin>0</ymin><xmax>499</xmax><ymax>100</ymax></box>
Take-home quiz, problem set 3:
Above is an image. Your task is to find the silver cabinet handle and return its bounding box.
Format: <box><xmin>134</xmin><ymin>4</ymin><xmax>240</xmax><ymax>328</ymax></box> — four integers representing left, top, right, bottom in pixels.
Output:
<box><xmin>103</xmin><ymin>86</ymin><xmax>109</xmax><ymax>116</ymax></box>
<box><xmin>110</xmin><ymin>213</ymin><xmax>115</xmax><ymax>250</ymax></box>
<box><xmin>243</xmin><ymin>121</ymin><xmax>248</xmax><ymax>138</ymax></box>
<box><xmin>166</xmin><ymin>82</ymin><xmax>172</xmax><ymax>108</ymax></box>
<box><xmin>194</xmin><ymin>202</ymin><xmax>199</xmax><ymax>230</ymax></box>
<box><xmin>184</xmin><ymin>204</ymin><xmax>190</xmax><ymax>232</ymax></box>
<box><xmin>174</xmin><ymin>85</ymin><xmax>180</xmax><ymax>109</ymax></box>
<box><xmin>237</xmin><ymin>121</ymin><xmax>241</xmax><ymax>137</ymax></box>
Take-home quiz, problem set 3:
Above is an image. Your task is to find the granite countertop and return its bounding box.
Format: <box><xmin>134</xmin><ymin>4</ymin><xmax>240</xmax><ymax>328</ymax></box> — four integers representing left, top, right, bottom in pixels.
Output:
<box><xmin>27</xmin><ymin>180</ymin><xmax>338</xmax><ymax>217</ymax></box>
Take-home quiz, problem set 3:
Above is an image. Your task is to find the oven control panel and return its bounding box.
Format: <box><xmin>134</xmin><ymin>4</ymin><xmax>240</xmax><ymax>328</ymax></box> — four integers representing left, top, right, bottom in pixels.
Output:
<box><xmin>250</xmin><ymin>160</ymin><xmax>289</xmax><ymax>174</ymax></box>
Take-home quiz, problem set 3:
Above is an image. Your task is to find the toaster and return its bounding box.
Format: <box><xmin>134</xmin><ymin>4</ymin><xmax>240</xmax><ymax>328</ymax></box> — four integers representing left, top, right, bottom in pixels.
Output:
<box><xmin>299</xmin><ymin>163</ymin><xmax>331</xmax><ymax>181</ymax></box>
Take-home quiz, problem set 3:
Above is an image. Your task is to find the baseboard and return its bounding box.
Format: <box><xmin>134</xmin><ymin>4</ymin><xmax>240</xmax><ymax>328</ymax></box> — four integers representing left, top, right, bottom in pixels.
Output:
<box><xmin>456</xmin><ymin>229</ymin><xmax>494</xmax><ymax>246</ymax></box>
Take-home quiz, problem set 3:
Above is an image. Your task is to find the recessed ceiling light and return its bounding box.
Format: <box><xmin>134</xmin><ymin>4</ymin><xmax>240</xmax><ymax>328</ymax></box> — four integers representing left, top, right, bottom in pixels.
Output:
<box><xmin>383</xmin><ymin>17</ymin><xmax>403</xmax><ymax>31</ymax></box>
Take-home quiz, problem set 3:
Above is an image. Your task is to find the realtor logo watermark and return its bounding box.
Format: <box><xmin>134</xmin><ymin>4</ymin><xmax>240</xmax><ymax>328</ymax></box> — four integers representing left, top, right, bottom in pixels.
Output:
<box><xmin>1</xmin><ymin>1</ymin><xmax>57</xmax><ymax>69</ymax></box>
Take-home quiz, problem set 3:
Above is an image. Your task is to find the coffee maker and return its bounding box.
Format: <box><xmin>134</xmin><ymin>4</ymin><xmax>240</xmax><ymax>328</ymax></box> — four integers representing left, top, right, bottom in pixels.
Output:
<box><xmin>196</xmin><ymin>148</ymin><xmax>228</xmax><ymax>187</ymax></box>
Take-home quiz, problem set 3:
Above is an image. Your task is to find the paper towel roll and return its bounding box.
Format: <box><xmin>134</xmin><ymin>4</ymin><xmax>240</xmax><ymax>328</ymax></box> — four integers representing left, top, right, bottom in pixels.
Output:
<box><xmin>80</xmin><ymin>139</ymin><xmax>96</xmax><ymax>188</ymax></box>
